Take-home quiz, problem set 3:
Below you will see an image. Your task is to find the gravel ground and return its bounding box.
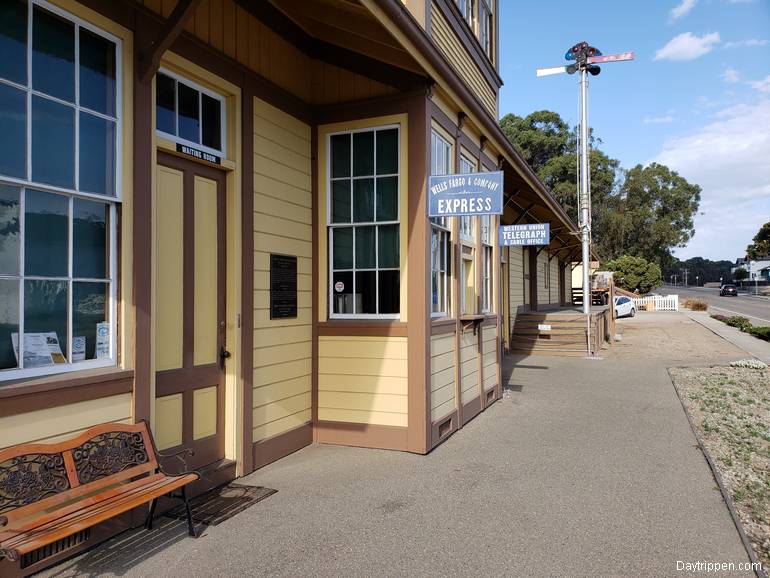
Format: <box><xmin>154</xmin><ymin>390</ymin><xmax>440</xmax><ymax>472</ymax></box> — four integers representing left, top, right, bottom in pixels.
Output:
<box><xmin>670</xmin><ymin>364</ymin><xmax>770</xmax><ymax>570</ymax></box>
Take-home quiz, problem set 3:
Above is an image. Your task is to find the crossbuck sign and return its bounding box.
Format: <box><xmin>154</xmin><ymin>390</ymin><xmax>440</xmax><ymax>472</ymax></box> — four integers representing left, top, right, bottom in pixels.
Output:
<box><xmin>428</xmin><ymin>171</ymin><xmax>504</xmax><ymax>217</ymax></box>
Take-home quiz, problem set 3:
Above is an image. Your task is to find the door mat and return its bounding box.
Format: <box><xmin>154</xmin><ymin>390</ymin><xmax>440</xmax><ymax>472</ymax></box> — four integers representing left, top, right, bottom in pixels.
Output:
<box><xmin>163</xmin><ymin>483</ymin><xmax>277</xmax><ymax>526</ymax></box>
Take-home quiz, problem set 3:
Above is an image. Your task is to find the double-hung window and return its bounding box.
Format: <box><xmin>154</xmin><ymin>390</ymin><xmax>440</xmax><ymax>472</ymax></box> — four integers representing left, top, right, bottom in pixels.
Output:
<box><xmin>481</xmin><ymin>222</ymin><xmax>493</xmax><ymax>313</ymax></box>
<box><xmin>0</xmin><ymin>0</ymin><xmax>121</xmax><ymax>380</ymax></box>
<box><xmin>430</xmin><ymin>130</ymin><xmax>452</xmax><ymax>317</ymax></box>
<box><xmin>457</xmin><ymin>0</ymin><xmax>475</xmax><ymax>30</ymax></box>
<box><xmin>329</xmin><ymin>126</ymin><xmax>400</xmax><ymax>318</ymax></box>
<box><xmin>479</xmin><ymin>0</ymin><xmax>492</xmax><ymax>59</ymax></box>
<box><xmin>459</xmin><ymin>154</ymin><xmax>476</xmax><ymax>243</ymax></box>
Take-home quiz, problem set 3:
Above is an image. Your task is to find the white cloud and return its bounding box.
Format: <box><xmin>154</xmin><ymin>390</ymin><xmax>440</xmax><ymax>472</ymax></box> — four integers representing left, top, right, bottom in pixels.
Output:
<box><xmin>724</xmin><ymin>38</ymin><xmax>768</xmax><ymax>48</ymax></box>
<box><xmin>670</xmin><ymin>0</ymin><xmax>697</xmax><ymax>21</ymax></box>
<box><xmin>654</xmin><ymin>32</ymin><xmax>721</xmax><ymax>61</ymax></box>
<box><xmin>749</xmin><ymin>75</ymin><xmax>770</xmax><ymax>93</ymax></box>
<box><xmin>643</xmin><ymin>115</ymin><xmax>674</xmax><ymax>124</ymax></box>
<box><xmin>654</xmin><ymin>99</ymin><xmax>770</xmax><ymax>260</ymax></box>
<box><xmin>721</xmin><ymin>67</ymin><xmax>740</xmax><ymax>83</ymax></box>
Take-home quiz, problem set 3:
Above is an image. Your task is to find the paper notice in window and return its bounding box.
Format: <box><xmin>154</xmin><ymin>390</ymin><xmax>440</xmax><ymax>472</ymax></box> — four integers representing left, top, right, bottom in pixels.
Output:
<box><xmin>73</xmin><ymin>336</ymin><xmax>86</xmax><ymax>362</ymax></box>
<box><xmin>96</xmin><ymin>322</ymin><xmax>109</xmax><ymax>359</ymax></box>
<box><xmin>11</xmin><ymin>332</ymin><xmax>65</xmax><ymax>367</ymax></box>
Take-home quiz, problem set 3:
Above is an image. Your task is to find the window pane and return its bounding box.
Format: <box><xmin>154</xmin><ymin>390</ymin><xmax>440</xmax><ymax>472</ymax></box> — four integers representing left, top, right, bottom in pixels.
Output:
<box><xmin>376</xmin><ymin>176</ymin><xmax>397</xmax><ymax>222</ymax></box>
<box><xmin>178</xmin><ymin>82</ymin><xmax>199</xmax><ymax>143</ymax></box>
<box><xmin>73</xmin><ymin>198</ymin><xmax>108</xmax><ymax>279</ymax></box>
<box><xmin>0</xmin><ymin>279</ymin><xmax>19</xmax><ymax>370</ymax></box>
<box><xmin>352</xmin><ymin>131</ymin><xmax>374</xmax><ymax>176</ymax></box>
<box><xmin>201</xmin><ymin>93</ymin><xmax>221</xmax><ymax>151</ymax></box>
<box><xmin>352</xmin><ymin>178</ymin><xmax>374</xmax><ymax>223</ymax></box>
<box><xmin>332</xmin><ymin>271</ymin><xmax>353</xmax><ymax>314</ymax></box>
<box><xmin>376</xmin><ymin>129</ymin><xmax>398</xmax><ymax>175</ymax></box>
<box><xmin>0</xmin><ymin>83</ymin><xmax>26</xmax><ymax>179</ymax></box>
<box><xmin>330</xmin><ymin>134</ymin><xmax>350</xmax><ymax>178</ymax></box>
<box><xmin>24</xmin><ymin>279</ymin><xmax>68</xmax><ymax>365</ymax></box>
<box><xmin>379</xmin><ymin>270</ymin><xmax>399</xmax><ymax>314</ymax></box>
<box><xmin>332</xmin><ymin>227</ymin><xmax>352</xmax><ymax>269</ymax></box>
<box><xmin>0</xmin><ymin>185</ymin><xmax>20</xmax><ymax>275</ymax></box>
<box><xmin>0</xmin><ymin>0</ymin><xmax>27</xmax><ymax>85</ymax></box>
<box><xmin>431</xmin><ymin>271</ymin><xmax>439</xmax><ymax>312</ymax></box>
<box><xmin>378</xmin><ymin>225</ymin><xmax>399</xmax><ymax>269</ymax></box>
<box><xmin>25</xmin><ymin>189</ymin><xmax>68</xmax><ymax>277</ymax></box>
<box><xmin>156</xmin><ymin>73</ymin><xmax>176</xmax><ymax>135</ymax></box>
<box><xmin>79</xmin><ymin>28</ymin><xmax>116</xmax><ymax>117</ymax></box>
<box><xmin>355</xmin><ymin>271</ymin><xmax>376</xmax><ymax>314</ymax></box>
<box><xmin>331</xmin><ymin>180</ymin><xmax>350</xmax><ymax>224</ymax></box>
<box><xmin>32</xmin><ymin>95</ymin><xmax>75</xmax><ymax>188</ymax></box>
<box><xmin>32</xmin><ymin>6</ymin><xmax>75</xmax><ymax>103</ymax></box>
<box><xmin>79</xmin><ymin>112</ymin><xmax>116</xmax><ymax>196</ymax></box>
<box><xmin>73</xmin><ymin>281</ymin><xmax>108</xmax><ymax>361</ymax></box>
<box><xmin>355</xmin><ymin>226</ymin><xmax>375</xmax><ymax>269</ymax></box>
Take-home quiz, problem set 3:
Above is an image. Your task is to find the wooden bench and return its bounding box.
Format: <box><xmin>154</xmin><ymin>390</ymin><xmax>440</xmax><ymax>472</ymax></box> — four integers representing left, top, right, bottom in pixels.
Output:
<box><xmin>0</xmin><ymin>421</ymin><xmax>199</xmax><ymax>567</ymax></box>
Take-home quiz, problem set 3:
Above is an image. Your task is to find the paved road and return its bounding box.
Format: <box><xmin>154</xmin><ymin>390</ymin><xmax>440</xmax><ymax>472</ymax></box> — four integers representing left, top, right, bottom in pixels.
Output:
<box><xmin>659</xmin><ymin>285</ymin><xmax>770</xmax><ymax>327</ymax></box>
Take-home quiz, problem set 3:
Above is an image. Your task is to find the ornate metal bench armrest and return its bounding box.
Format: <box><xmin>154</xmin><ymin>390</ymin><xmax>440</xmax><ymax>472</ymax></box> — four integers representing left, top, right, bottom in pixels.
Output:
<box><xmin>154</xmin><ymin>447</ymin><xmax>197</xmax><ymax>476</ymax></box>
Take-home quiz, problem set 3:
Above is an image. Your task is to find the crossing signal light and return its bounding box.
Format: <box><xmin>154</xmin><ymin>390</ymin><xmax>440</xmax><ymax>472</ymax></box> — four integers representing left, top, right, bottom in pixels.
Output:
<box><xmin>588</xmin><ymin>65</ymin><xmax>601</xmax><ymax>76</ymax></box>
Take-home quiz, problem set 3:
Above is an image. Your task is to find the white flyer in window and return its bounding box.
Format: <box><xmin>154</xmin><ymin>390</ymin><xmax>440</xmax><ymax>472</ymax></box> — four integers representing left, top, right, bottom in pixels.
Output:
<box><xmin>95</xmin><ymin>322</ymin><xmax>110</xmax><ymax>359</ymax></box>
<box><xmin>11</xmin><ymin>332</ymin><xmax>66</xmax><ymax>368</ymax></box>
<box><xmin>72</xmin><ymin>336</ymin><xmax>86</xmax><ymax>362</ymax></box>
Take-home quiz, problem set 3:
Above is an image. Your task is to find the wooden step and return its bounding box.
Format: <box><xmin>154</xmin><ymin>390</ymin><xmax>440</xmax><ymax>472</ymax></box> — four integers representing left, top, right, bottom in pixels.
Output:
<box><xmin>513</xmin><ymin>328</ymin><xmax>588</xmax><ymax>336</ymax></box>
<box><xmin>511</xmin><ymin>336</ymin><xmax>587</xmax><ymax>346</ymax></box>
<box><xmin>509</xmin><ymin>346</ymin><xmax>587</xmax><ymax>357</ymax></box>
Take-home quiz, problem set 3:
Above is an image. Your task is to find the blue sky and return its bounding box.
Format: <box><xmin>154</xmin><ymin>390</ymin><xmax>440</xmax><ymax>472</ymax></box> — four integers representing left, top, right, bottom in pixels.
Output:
<box><xmin>499</xmin><ymin>0</ymin><xmax>770</xmax><ymax>262</ymax></box>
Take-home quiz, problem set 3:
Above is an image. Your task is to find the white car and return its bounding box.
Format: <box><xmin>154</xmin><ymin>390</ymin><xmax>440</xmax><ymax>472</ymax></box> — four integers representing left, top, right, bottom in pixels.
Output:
<box><xmin>614</xmin><ymin>296</ymin><xmax>636</xmax><ymax>318</ymax></box>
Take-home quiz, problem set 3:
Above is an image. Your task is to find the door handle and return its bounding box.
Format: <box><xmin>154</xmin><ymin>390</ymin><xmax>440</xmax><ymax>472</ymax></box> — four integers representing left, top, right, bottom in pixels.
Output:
<box><xmin>219</xmin><ymin>345</ymin><xmax>231</xmax><ymax>369</ymax></box>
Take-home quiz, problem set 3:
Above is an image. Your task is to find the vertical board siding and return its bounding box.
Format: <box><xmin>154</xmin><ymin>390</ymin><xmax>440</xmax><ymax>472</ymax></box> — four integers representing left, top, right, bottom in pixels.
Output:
<box><xmin>252</xmin><ymin>97</ymin><xmax>313</xmax><ymax>443</ymax></box>
<box><xmin>0</xmin><ymin>394</ymin><xmax>133</xmax><ymax>448</ymax></box>
<box><xmin>523</xmin><ymin>247</ymin><xmax>530</xmax><ymax>306</ymax></box>
<box><xmin>430</xmin><ymin>333</ymin><xmax>456</xmax><ymax>422</ymax></box>
<box><xmin>481</xmin><ymin>325</ymin><xmax>497</xmax><ymax>391</ymax></box>
<box><xmin>318</xmin><ymin>336</ymin><xmax>409</xmax><ymax>427</ymax></box>
<box><xmin>508</xmin><ymin>246</ymin><xmax>524</xmax><ymax>332</ymax></box>
<box><xmin>549</xmin><ymin>256</ymin><xmax>560</xmax><ymax>304</ymax></box>
<box><xmin>459</xmin><ymin>330</ymin><xmax>479</xmax><ymax>405</ymax></box>
<box><xmin>430</xmin><ymin>2</ymin><xmax>497</xmax><ymax>117</ymax></box>
<box><xmin>537</xmin><ymin>251</ymin><xmax>549</xmax><ymax>307</ymax></box>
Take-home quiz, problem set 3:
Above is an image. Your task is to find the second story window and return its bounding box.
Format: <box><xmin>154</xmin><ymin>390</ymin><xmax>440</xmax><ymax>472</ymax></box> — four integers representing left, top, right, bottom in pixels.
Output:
<box><xmin>457</xmin><ymin>0</ymin><xmax>475</xmax><ymax>30</ymax></box>
<box><xmin>479</xmin><ymin>0</ymin><xmax>492</xmax><ymax>58</ymax></box>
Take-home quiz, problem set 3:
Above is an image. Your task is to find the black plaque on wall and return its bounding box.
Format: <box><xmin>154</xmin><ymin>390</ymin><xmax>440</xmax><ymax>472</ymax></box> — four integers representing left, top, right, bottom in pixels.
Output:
<box><xmin>270</xmin><ymin>254</ymin><xmax>297</xmax><ymax>319</ymax></box>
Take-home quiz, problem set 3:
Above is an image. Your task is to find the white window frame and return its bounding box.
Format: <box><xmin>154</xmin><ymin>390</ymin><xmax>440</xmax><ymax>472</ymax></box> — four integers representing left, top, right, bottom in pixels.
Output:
<box><xmin>478</xmin><ymin>0</ymin><xmax>492</xmax><ymax>59</ymax></box>
<box><xmin>155</xmin><ymin>67</ymin><xmax>227</xmax><ymax>159</ymax></box>
<box><xmin>430</xmin><ymin>129</ymin><xmax>453</xmax><ymax>317</ymax></box>
<box><xmin>459</xmin><ymin>154</ymin><xmax>477</xmax><ymax>243</ymax></box>
<box><xmin>481</xmin><ymin>244</ymin><xmax>492</xmax><ymax>313</ymax></box>
<box><xmin>0</xmin><ymin>0</ymin><xmax>121</xmax><ymax>381</ymax></box>
<box><xmin>327</xmin><ymin>125</ymin><xmax>401</xmax><ymax>320</ymax></box>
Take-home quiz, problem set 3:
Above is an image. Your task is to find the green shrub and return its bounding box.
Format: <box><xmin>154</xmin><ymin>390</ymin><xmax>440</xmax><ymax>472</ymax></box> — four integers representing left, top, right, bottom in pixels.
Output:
<box><xmin>726</xmin><ymin>316</ymin><xmax>752</xmax><ymax>331</ymax></box>
<box><xmin>746</xmin><ymin>326</ymin><xmax>770</xmax><ymax>341</ymax></box>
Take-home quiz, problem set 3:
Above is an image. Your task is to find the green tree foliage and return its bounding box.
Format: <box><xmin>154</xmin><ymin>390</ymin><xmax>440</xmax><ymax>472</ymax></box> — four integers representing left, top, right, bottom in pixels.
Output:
<box><xmin>603</xmin><ymin>255</ymin><xmax>662</xmax><ymax>294</ymax></box>
<box><xmin>734</xmin><ymin>267</ymin><xmax>749</xmax><ymax>281</ymax></box>
<box><xmin>499</xmin><ymin>111</ymin><xmax>701</xmax><ymax>267</ymax></box>
<box><xmin>746</xmin><ymin>221</ymin><xmax>770</xmax><ymax>259</ymax></box>
<box><xmin>662</xmin><ymin>256</ymin><xmax>734</xmax><ymax>284</ymax></box>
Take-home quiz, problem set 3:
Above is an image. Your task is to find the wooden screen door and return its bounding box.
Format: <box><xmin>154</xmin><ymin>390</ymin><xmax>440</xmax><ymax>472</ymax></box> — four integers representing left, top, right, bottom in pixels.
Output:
<box><xmin>153</xmin><ymin>152</ymin><xmax>227</xmax><ymax>469</ymax></box>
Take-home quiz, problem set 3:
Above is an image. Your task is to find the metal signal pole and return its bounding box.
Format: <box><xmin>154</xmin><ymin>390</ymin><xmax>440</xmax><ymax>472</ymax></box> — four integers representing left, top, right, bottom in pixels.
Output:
<box><xmin>537</xmin><ymin>43</ymin><xmax>634</xmax><ymax>356</ymax></box>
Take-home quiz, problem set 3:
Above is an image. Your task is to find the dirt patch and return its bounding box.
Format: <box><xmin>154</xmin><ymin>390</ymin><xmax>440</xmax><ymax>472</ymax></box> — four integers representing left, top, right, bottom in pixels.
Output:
<box><xmin>607</xmin><ymin>312</ymin><xmax>745</xmax><ymax>361</ymax></box>
<box><xmin>670</xmin><ymin>365</ymin><xmax>770</xmax><ymax>570</ymax></box>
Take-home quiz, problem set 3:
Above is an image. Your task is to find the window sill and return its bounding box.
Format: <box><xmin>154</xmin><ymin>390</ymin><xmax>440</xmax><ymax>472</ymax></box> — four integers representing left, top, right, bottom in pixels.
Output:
<box><xmin>318</xmin><ymin>320</ymin><xmax>408</xmax><ymax>337</ymax></box>
<box><xmin>0</xmin><ymin>367</ymin><xmax>134</xmax><ymax>418</ymax></box>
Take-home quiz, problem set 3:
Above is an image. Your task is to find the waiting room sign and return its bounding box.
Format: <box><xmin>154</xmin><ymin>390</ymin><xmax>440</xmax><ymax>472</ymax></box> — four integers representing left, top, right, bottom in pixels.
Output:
<box><xmin>499</xmin><ymin>223</ymin><xmax>550</xmax><ymax>246</ymax></box>
<box><xmin>428</xmin><ymin>171</ymin><xmax>504</xmax><ymax>217</ymax></box>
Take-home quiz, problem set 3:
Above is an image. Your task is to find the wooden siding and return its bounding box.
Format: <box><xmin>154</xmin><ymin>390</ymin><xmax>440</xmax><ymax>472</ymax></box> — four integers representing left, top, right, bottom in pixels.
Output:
<box><xmin>459</xmin><ymin>329</ymin><xmax>479</xmax><ymax>405</ymax></box>
<box><xmin>481</xmin><ymin>325</ymin><xmax>497</xmax><ymax>391</ymax></box>
<box><xmin>0</xmin><ymin>394</ymin><xmax>132</xmax><ymax>448</ymax></box>
<box><xmin>537</xmin><ymin>251</ymin><xmax>549</xmax><ymax>307</ymax></box>
<box><xmin>430</xmin><ymin>2</ymin><xmax>496</xmax><ymax>117</ymax></box>
<box><xmin>140</xmin><ymin>0</ymin><xmax>398</xmax><ymax>105</ymax></box>
<box><xmin>252</xmin><ymin>97</ymin><xmax>313</xmax><ymax>443</ymax></box>
<box><xmin>549</xmin><ymin>256</ymin><xmax>560</xmax><ymax>304</ymax></box>
<box><xmin>430</xmin><ymin>332</ymin><xmax>456</xmax><ymax>422</ymax></box>
<box><xmin>318</xmin><ymin>336</ymin><xmax>409</xmax><ymax>427</ymax></box>
<box><xmin>508</xmin><ymin>246</ymin><xmax>524</xmax><ymax>310</ymax></box>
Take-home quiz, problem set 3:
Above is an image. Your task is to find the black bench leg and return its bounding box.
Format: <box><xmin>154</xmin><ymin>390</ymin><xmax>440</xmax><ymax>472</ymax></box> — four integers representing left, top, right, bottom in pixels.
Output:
<box><xmin>181</xmin><ymin>486</ymin><xmax>197</xmax><ymax>537</ymax></box>
<box><xmin>145</xmin><ymin>498</ymin><xmax>158</xmax><ymax>530</ymax></box>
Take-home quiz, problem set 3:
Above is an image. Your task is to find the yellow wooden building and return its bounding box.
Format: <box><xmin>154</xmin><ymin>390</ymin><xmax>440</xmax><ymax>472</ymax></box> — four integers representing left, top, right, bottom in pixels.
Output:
<box><xmin>0</xmin><ymin>0</ymin><xmax>582</xmax><ymax>572</ymax></box>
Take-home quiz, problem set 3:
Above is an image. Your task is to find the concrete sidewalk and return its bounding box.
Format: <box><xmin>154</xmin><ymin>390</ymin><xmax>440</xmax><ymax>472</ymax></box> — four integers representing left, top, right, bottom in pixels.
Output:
<box><xmin>684</xmin><ymin>310</ymin><xmax>770</xmax><ymax>364</ymax></box>
<box><xmin>44</xmin><ymin>345</ymin><xmax>754</xmax><ymax>577</ymax></box>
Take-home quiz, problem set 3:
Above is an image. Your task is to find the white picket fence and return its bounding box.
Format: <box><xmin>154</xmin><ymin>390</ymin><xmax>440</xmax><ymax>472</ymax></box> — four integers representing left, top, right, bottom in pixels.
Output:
<box><xmin>631</xmin><ymin>294</ymin><xmax>679</xmax><ymax>312</ymax></box>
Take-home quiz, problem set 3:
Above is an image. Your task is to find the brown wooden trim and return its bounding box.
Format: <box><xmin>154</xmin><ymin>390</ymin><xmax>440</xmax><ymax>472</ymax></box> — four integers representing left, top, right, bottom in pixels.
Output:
<box><xmin>317</xmin><ymin>321</ymin><xmax>408</xmax><ymax>337</ymax></box>
<box><xmin>406</xmin><ymin>91</ymin><xmax>431</xmax><ymax>455</ymax></box>
<box><xmin>432</xmin><ymin>0</ymin><xmax>502</xmax><ymax>90</ymax></box>
<box><xmin>461</xmin><ymin>395</ymin><xmax>482</xmax><ymax>426</ymax></box>
<box><xmin>429</xmin><ymin>409</ymin><xmax>458</xmax><ymax>450</ymax></box>
<box><xmin>428</xmin><ymin>99</ymin><xmax>457</xmax><ymax>137</ymax></box>
<box><xmin>431</xmin><ymin>318</ymin><xmax>457</xmax><ymax>335</ymax></box>
<box><xmin>311</xmin><ymin>123</ymin><xmax>320</xmax><ymax>439</ymax></box>
<box><xmin>241</xmin><ymin>84</ymin><xmax>255</xmax><ymax>474</ymax></box>
<box><xmin>314</xmin><ymin>89</ymin><xmax>429</xmax><ymax>125</ymax></box>
<box><xmin>0</xmin><ymin>370</ymin><xmax>134</xmax><ymax>419</ymax></box>
<box><xmin>251</xmin><ymin>422</ymin><xmax>312</xmax><ymax>471</ymax></box>
<box><xmin>528</xmin><ymin>247</ymin><xmax>538</xmax><ymax>311</ymax></box>
<box><xmin>315</xmin><ymin>421</ymin><xmax>409</xmax><ymax>452</ymax></box>
<box><xmin>480</xmin><ymin>317</ymin><xmax>496</xmax><ymax>328</ymax></box>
